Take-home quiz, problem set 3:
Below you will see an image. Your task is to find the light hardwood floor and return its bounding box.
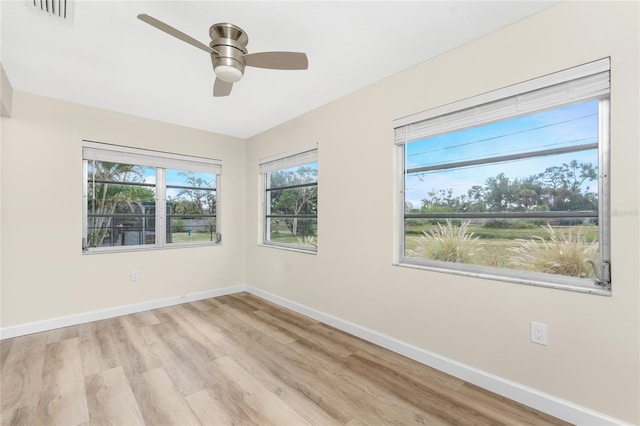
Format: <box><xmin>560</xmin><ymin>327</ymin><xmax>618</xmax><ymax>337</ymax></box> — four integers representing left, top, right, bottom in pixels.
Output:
<box><xmin>1</xmin><ymin>293</ymin><xmax>569</xmax><ymax>425</ymax></box>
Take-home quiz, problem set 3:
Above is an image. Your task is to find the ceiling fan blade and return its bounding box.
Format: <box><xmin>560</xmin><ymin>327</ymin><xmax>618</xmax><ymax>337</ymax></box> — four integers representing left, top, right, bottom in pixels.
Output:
<box><xmin>137</xmin><ymin>14</ymin><xmax>218</xmax><ymax>55</ymax></box>
<box><xmin>213</xmin><ymin>78</ymin><xmax>233</xmax><ymax>97</ymax></box>
<box><xmin>243</xmin><ymin>52</ymin><xmax>308</xmax><ymax>70</ymax></box>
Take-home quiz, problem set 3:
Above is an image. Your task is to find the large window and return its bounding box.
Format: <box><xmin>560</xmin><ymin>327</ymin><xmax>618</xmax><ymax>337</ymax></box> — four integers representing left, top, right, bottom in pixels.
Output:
<box><xmin>260</xmin><ymin>148</ymin><xmax>318</xmax><ymax>251</ymax></box>
<box><xmin>395</xmin><ymin>59</ymin><xmax>611</xmax><ymax>293</ymax></box>
<box><xmin>83</xmin><ymin>142</ymin><xmax>221</xmax><ymax>252</ymax></box>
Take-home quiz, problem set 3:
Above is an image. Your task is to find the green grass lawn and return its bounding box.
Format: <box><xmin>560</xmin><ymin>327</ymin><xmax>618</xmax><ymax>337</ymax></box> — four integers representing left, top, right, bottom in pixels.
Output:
<box><xmin>269</xmin><ymin>233</ymin><xmax>299</xmax><ymax>243</ymax></box>
<box><xmin>269</xmin><ymin>232</ymin><xmax>317</xmax><ymax>248</ymax></box>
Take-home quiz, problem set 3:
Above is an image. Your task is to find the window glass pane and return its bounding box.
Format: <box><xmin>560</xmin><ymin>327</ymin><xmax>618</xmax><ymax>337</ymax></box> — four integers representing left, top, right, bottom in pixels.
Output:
<box><xmin>166</xmin><ymin>169</ymin><xmax>217</xmax><ymax>244</ymax></box>
<box><xmin>268</xmin><ymin>218</ymin><xmax>318</xmax><ymax>248</ymax></box>
<box><xmin>403</xmin><ymin>99</ymin><xmax>602</xmax><ymax>282</ymax></box>
<box><xmin>405</xmin><ymin>149</ymin><xmax>598</xmax><ymax>214</ymax></box>
<box><xmin>87</xmin><ymin>161</ymin><xmax>155</xmax><ymax>248</ymax></box>
<box><xmin>406</xmin><ymin>100</ymin><xmax>599</xmax><ymax>169</ymax></box>
<box><xmin>265</xmin><ymin>161</ymin><xmax>318</xmax><ymax>250</ymax></box>
<box><xmin>269</xmin><ymin>162</ymin><xmax>318</xmax><ymax>188</ymax></box>
<box><xmin>405</xmin><ymin>218</ymin><xmax>599</xmax><ymax>278</ymax></box>
<box><xmin>268</xmin><ymin>186</ymin><xmax>318</xmax><ymax>215</ymax></box>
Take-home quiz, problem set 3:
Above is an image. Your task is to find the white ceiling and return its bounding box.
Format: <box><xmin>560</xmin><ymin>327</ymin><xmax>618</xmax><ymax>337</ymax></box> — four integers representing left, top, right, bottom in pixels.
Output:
<box><xmin>1</xmin><ymin>1</ymin><xmax>557</xmax><ymax>139</ymax></box>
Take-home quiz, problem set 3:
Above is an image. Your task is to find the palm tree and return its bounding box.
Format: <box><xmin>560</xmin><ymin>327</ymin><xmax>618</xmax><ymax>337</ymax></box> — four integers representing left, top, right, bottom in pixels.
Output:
<box><xmin>87</xmin><ymin>161</ymin><xmax>154</xmax><ymax>247</ymax></box>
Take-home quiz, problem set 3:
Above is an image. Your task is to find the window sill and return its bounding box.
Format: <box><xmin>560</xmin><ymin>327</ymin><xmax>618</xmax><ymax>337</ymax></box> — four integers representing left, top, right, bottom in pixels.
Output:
<box><xmin>83</xmin><ymin>242</ymin><xmax>221</xmax><ymax>255</ymax></box>
<box><xmin>393</xmin><ymin>261</ymin><xmax>611</xmax><ymax>296</ymax></box>
<box><xmin>258</xmin><ymin>243</ymin><xmax>317</xmax><ymax>255</ymax></box>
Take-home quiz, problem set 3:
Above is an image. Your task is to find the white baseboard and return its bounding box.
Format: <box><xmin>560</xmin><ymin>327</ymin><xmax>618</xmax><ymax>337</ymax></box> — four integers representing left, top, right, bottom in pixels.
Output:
<box><xmin>0</xmin><ymin>285</ymin><xmax>247</xmax><ymax>340</ymax></box>
<box><xmin>1</xmin><ymin>284</ymin><xmax>627</xmax><ymax>425</ymax></box>
<box><xmin>245</xmin><ymin>285</ymin><xmax>627</xmax><ymax>426</ymax></box>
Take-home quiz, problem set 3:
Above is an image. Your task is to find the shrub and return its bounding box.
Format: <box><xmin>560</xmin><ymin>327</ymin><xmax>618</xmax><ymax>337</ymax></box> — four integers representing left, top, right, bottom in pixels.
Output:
<box><xmin>409</xmin><ymin>220</ymin><xmax>481</xmax><ymax>263</ymax></box>
<box><xmin>483</xmin><ymin>219</ymin><xmax>541</xmax><ymax>229</ymax></box>
<box><xmin>172</xmin><ymin>218</ymin><xmax>185</xmax><ymax>233</ymax></box>
<box><xmin>508</xmin><ymin>225</ymin><xmax>598</xmax><ymax>278</ymax></box>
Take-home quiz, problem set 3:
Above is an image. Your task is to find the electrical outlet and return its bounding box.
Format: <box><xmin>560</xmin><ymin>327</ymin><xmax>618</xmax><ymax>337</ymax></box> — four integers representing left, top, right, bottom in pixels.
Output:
<box><xmin>530</xmin><ymin>321</ymin><xmax>548</xmax><ymax>345</ymax></box>
<box><xmin>130</xmin><ymin>269</ymin><xmax>140</xmax><ymax>281</ymax></box>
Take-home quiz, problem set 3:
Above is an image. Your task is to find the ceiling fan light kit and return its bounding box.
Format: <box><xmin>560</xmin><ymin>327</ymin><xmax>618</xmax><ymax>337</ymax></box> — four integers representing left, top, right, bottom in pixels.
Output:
<box><xmin>214</xmin><ymin>65</ymin><xmax>243</xmax><ymax>83</ymax></box>
<box><xmin>137</xmin><ymin>14</ymin><xmax>308</xmax><ymax>97</ymax></box>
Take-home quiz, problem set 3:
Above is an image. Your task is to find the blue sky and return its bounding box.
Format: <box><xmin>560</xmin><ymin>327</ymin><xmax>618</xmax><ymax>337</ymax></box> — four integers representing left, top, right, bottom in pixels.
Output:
<box><xmin>140</xmin><ymin>169</ymin><xmax>216</xmax><ymax>199</ymax></box>
<box><xmin>405</xmin><ymin>100</ymin><xmax>600</xmax><ymax>207</ymax></box>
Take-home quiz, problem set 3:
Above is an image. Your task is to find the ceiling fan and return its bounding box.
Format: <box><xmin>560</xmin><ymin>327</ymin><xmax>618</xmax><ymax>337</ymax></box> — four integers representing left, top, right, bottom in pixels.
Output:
<box><xmin>137</xmin><ymin>14</ymin><xmax>309</xmax><ymax>97</ymax></box>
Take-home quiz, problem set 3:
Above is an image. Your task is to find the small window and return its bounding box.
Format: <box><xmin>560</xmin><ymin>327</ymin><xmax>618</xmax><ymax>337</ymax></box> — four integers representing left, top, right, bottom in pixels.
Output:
<box><xmin>166</xmin><ymin>169</ymin><xmax>218</xmax><ymax>245</ymax></box>
<box><xmin>83</xmin><ymin>142</ymin><xmax>221</xmax><ymax>252</ymax></box>
<box><xmin>395</xmin><ymin>59</ymin><xmax>611</xmax><ymax>293</ymax></box>
<box><xmin>260</xmin><ymin>148</ymin><xmax>318</xmax><ymax>251</ymax></box>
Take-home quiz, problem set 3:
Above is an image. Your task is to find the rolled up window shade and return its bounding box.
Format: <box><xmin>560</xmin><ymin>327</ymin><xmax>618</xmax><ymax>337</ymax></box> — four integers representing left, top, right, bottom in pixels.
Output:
<box><xmin>394</xmin><ymin>58</ymin><xmax>610</xmax><ymax>145</ymax></box>
<box><xmin>83</xmin><ymin>141</ymin><xmax>222</xmax><ymax>174</ymax></box>
<box><xmin>259</xmin><ymin>148</ymin><xmax>317</xmax><ymax>174</ymax></box>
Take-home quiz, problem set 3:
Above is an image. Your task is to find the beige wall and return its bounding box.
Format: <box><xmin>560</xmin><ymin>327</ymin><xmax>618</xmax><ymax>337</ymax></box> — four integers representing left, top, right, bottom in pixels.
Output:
<box><xmin>1</xmin><ymin>92</ymin><xmax>246</xmax><ymax>326</ymax></box>
<box><xmin>245</xmin><ymin>2</ymin><xmax>639</xmax><ymax>423</ymax></box>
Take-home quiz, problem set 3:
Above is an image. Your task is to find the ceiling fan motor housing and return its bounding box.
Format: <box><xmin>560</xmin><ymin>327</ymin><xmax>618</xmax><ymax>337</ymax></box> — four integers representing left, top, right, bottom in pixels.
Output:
<box><xmin>209</xmin><ymin>23</ymin><xmax>249</xmax><ymax>82</ymax></box>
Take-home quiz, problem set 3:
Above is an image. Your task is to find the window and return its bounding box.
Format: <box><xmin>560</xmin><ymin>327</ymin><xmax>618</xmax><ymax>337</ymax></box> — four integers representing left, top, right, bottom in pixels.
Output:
<box><xmin>395</xmin><ymin>59</ymin><xmax>611</xmax><ymax>293</ymax></box>
<box><xmin>260</xmin><ymin>148</ymin><xmax>318</xmax><ymax>251</ymax></box>
<box><xmin>83</xmin><ymin>141</ymin><xmax>221</xmax><ymax>252</ymax></box>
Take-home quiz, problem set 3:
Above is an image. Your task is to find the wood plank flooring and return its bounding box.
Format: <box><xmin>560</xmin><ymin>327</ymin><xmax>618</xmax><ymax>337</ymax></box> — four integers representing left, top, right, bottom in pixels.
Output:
<box><xmin>1</xmin><ymin>293</ymin><xmax>569</xmax><ymax>425</ymax></box>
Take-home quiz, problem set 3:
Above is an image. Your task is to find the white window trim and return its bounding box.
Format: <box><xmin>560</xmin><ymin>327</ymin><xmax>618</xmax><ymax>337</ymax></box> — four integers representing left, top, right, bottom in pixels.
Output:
<box><xmin>83</xmin><ymin>141</ymin><xmax>222</xmax><ymax>173</ymax></box>
<box><xmin>394</xmin><ymin>59</ymin><xmax>611</xmax><ymax>295</ymax></box>
<box><xmin>82</xmin><ymin>141</ymin><xmax>222</xmax><ymax>253</ymax></box>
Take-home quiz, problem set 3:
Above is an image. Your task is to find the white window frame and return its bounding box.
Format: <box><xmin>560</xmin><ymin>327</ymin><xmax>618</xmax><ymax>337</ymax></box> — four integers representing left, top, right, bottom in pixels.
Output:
<box><xmin>82</xmin><ymin>141</ymin><xmax>222</xmax><ymax>253</ymax></box>
<box><xmin>260</xmin><ymin>146</ymin><xmax>318</xmax><ymax>253</ymax></box>
<box><xmin>394</xmin><ymin>58</ymin><xmax>611</xmax><ymax>294</ymax></box>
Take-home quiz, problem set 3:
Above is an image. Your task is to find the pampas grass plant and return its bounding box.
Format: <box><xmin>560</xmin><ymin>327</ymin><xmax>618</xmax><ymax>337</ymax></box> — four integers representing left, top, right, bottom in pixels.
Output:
<box><xmin>409</xmin><ymin>220</ymin><xmax>481</xmax><ymax>263</ymax></box>
<box><xmin>508</xmin><ymin>224</ymin><xmax>598</xmax><ymax>278</ymax></box>
<box><xmin>296</xmin><ymin>235</ymin><xmax>317</xmax><ymax>248</ymax></box>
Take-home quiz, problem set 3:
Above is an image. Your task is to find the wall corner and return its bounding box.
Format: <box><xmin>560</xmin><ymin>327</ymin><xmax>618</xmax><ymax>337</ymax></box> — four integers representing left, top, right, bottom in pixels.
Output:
<box><xmin>1</xmin><ymin>63</ymin><xmax>14</xmax><ymax>117</ymax></box>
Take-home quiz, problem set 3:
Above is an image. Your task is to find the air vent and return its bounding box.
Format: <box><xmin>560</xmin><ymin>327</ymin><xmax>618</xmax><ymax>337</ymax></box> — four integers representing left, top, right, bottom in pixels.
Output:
<box><xmin>31</xmin><ymin>0</ymin><xmax>74</xmax><ymax>21</ymax></box>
